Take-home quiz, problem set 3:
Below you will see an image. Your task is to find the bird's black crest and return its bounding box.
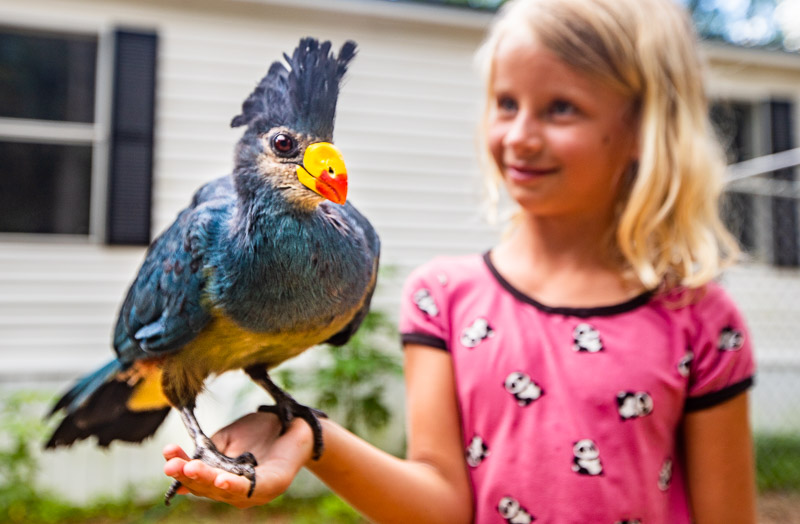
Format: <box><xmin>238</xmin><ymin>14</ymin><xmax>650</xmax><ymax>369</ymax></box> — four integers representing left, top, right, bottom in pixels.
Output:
<box><xmin>231</xmin><ymin>38</ymin><xmax>357</xmax><ymax>139</ymax></box>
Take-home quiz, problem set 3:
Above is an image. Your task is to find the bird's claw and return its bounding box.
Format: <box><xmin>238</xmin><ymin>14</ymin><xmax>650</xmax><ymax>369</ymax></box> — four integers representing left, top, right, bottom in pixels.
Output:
<box><xmin>164</xmin><ymin>448</ymin><xmax>258</xmax><ymax>505</ymax></box>
<box><xmin>258</xmin><ymin>403</ymin><xmax>327</xmax><ymax>460</ymax></box>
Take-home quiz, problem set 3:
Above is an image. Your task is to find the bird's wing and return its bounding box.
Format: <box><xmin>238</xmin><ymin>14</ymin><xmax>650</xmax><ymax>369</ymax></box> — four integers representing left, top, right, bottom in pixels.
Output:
<box><xmin>113</xmin><ymin>176</ymin><xmax>234</xmax><ymax>361</ymax></box>
<box><xmin>323</xmin><ymin>200</ymin><xmax>381</xmax><ymax>347</ymax></box>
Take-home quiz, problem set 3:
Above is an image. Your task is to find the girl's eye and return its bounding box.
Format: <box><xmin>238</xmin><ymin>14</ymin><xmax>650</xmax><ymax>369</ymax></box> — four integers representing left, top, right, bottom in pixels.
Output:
<box><xmin>549</xmin><ymin>100</ymin><xmax>577</xmax><ymax>116</ymax></box>
<box><xmin>497</xmin><ymin>96</ymin><xmax>518</xmax><ymax>114</ymax></box>
<box><xmin>271</xmin><ymin>133</ymin><xmax>296</xmax><ymax>155</ymax></box>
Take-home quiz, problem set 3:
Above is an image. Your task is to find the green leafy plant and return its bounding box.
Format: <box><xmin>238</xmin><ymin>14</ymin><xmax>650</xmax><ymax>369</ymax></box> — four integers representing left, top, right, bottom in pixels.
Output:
<box><xmin>278</xmin><ymin>310</ymin><xmax>403</xmax><ymax>436</ymax></box>
<box><xmin>0</xmin><ymin>390</ymin><xmax>51</xmax><ymax>521</ymax></box>
<box><xmin>0</xmin><ymin>390</ymin><xmax>159</xmax><ymax>523</ymax></box>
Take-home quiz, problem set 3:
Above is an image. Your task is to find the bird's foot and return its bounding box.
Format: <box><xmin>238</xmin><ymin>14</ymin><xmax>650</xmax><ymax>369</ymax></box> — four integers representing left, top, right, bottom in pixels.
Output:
<box><xmin>164</xmin><ymin>441</ymin><xmax>258</xmax><ymax>505</ymax></box>
<box><xmin>258</xmin><ymin>401</ymin><xmax>327</xmax><ymax>460</ymax></box>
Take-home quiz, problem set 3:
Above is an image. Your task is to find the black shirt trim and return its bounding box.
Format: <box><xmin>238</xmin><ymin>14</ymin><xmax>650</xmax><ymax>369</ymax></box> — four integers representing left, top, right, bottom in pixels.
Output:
<box><xmin>684</xmin><ymin>376</ymin><xmax>754</xmax><ymax>412</ymax></box>
<box><xmin>482</xmin><ymin>251</ymin><xmax>653</xmax><ymax>318</ymax></box>
<box><xmin>401</xmin><ymin>333</ymin><xmax>448</xmax><ymax>351</ymax></box>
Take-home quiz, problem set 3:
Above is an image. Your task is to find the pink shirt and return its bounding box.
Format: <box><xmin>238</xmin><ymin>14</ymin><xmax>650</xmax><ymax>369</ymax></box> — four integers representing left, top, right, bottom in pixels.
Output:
<box><xmin>399</xmin><ymin>253</ymin><xmax>754</xmax><ymax>524</ymax></box>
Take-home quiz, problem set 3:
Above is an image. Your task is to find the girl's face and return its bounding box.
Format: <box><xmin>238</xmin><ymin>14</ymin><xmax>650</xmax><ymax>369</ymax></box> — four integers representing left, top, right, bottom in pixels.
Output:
<box><xmin>487</xmin><ymin>34</ymin><xmax>638</xmax><ymax>224</ymax></box>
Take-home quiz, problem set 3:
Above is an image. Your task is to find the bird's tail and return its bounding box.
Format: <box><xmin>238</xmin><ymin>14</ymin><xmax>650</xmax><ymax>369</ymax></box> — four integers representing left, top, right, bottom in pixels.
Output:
<box><xmin>45</xmin><ymin>359</ymin><xmax>170</xmax><ymax>449</ymax></box>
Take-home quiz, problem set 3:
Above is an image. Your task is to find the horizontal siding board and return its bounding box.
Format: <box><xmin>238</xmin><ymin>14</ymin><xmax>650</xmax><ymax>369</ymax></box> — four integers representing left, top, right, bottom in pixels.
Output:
<box><xmin>1</xmin><ymin>327</ymin><xmax>111</xmax><ymax>347</ymax></box>
<box><xmin>0</xmin><ymin>281</ymin><xmax>128</xmax><ymax>297</ymax></box>
<box><xmin>0</xmin><ymin>303</ymin><xmax>119</xmax><ymax>318</ymax></box>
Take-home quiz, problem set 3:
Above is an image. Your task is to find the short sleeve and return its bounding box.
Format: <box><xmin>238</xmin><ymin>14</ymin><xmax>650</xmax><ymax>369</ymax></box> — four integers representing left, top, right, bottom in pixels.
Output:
<box><xmin>684</xmin><ymin>284</ymin><xmax>755</xmax><ymax>412</ymax></box>
<box><xmin>399</xmin><ymin>261</ymin><xmax>450</xmax><ymax>351</ymax></box>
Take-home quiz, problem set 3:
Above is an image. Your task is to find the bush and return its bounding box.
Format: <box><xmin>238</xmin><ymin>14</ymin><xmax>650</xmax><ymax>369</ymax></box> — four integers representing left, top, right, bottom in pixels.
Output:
<box><xmin>277</xmin><ymin>310</ymin><xmax>403</xmax><ymax>437</ymax></box>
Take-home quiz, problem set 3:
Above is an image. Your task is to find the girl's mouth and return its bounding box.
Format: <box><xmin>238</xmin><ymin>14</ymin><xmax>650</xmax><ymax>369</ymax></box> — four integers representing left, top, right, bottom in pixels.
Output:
<box><xmin>506</xmin><ymin>165</ymin><xmax>557</xmax><ymax>182</ymax></box>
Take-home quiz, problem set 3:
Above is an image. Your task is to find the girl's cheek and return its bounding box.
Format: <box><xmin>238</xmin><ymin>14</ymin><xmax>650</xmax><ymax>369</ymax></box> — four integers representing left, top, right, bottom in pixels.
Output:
<box><xmin>546</xmin><ymin>127</ymin><xmax>586</xmax><ymax>156</ymax></box>
<box><xmin>487</xmin><ymin>123</ymin><xmax>508</xmax><ymax>156</ymax></box>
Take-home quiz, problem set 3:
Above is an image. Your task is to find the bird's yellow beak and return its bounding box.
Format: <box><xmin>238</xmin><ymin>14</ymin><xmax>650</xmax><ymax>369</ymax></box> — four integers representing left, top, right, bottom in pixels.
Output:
<box><xmin>296</xmin><ymin>142</ymin><xmax>348</xmax><ymax>205</ymax></box>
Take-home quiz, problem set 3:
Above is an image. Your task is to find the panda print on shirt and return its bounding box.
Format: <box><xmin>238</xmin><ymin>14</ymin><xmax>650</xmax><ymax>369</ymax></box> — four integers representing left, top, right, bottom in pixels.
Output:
<box><xmin>616</xmin><ymin>391</ymin><xmax>653</xmax><ymax>420</ymax></box>
<box><xmin>498</xmin><ymin>496</ymin><xmax>536</xmax><ymax>523</ymax></box>
<box><xmin>573</xmin><ymin>323</ymin><xmax>603</xmax><ymax>353</ymax></box>
<box><xmin>504</xmin><ymin>372</ymin><xmax>543</xmax><ymax>406</ymax></box>
<box><xmin>461</xmin><ymin>317</ymin><xmax>495</xmax><ymax>348</ymax></box>
<box><xmin>413</xmin><ymin>288</ymin><xmax>438</xmax><ymax>317</ymax></box>
<box><xmin>658</xmin><ymin>457</ymin><xmax>673</xmax><ymax>491</ymax></box>
<box><xmin>718</xmin><ymin>326</ymin><xmax>745</xmax><ymax>351</ymax></box>
<box><xmin>466</xmin><ymin>435</ymin><xmax>490</xmax><ymax>468</ymax></box>
<box><xmin>678</xmin><ymin>350</ymin><xmax>694</xmax><ymax>377</ymax></box>
<box><xmin>572</xmin><ymin>439</ymin><xmax>603</xmax><ymax>476</ymax></box>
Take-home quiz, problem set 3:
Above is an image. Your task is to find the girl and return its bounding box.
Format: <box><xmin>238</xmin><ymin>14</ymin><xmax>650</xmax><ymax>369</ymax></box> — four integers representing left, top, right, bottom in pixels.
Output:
<box><xmin>163</xmin><ymin>0</ymin><xmax>757</xmax><ymax>522</ymax></box>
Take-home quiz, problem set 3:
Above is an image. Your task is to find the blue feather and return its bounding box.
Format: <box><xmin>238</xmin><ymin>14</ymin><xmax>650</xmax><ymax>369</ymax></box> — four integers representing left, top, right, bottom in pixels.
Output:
<box><xmin>50</xmin><ymin>359</ymin><xmax>123</xmax><ymax>415</ymax></box>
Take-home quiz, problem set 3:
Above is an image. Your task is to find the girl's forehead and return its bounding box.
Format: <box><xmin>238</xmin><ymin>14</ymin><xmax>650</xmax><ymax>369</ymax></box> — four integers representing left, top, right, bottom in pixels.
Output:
<box><xmin>491</xmin><ymin>37</ymin><xmax>578</xmax><ymax>85</ymax></box>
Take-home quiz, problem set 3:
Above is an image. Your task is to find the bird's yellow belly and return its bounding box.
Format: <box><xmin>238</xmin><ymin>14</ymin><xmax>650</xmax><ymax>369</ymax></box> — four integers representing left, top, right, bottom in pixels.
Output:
<box><xmin>182</xmin><ymin>312</ymin><xmax>345</xmax><ymax>372</ymax></box>
<box><xmin>148</xmin><ymin>310</ymin><xmax>351</xmax><ymax>406</ymax></box>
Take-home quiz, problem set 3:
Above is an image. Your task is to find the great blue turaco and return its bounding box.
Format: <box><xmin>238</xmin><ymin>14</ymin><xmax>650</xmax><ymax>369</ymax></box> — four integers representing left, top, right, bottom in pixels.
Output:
<box><xmin>45</xmin><ymin>38</ymin><xmax>380</xmax><ymax>505</ymax></box>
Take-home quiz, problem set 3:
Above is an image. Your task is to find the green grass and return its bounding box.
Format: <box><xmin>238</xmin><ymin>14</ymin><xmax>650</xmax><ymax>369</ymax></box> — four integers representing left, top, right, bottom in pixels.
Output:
<box><xmin>1</xmin><ymin>492</ymin><xmax>366</xmax><ymax>524</ymax></box>
<box><xmin>755</xmin><ymin>433</ymin><xmax>800</xmax><ymax>492</ymax></box>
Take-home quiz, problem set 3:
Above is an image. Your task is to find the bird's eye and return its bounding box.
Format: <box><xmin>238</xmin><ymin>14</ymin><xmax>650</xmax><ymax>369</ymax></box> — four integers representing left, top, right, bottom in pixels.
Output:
<box><xmin>271</xmin><ymin>133</ymin><xmax>296</xmax><ymax>155</ymax></box>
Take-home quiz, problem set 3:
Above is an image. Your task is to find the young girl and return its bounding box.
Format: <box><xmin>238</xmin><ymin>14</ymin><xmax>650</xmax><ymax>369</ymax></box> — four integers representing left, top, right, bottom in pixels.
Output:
<box><xmin>163</xmin><ymin>0</ymin><xmax>757</xmax><ymax>521</ymax></box>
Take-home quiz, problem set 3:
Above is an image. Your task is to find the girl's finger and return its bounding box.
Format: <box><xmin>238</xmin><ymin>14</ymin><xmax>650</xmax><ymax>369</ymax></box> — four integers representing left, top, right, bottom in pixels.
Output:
<box><xmin>182</xmin><ymin>459</ymin><xmax>220</xmax><ymax>485</ymax></box>
<box><xmin>162</xmin><ymin>444</ymin><xmax>190</xmax><ymax>461</ymax></box>
<box><xmin>214</xmin><ymin>471</ymin><xmax>252</xmax><ymax>496</ymax></box>
<box><xmin>163</xmin><ymin>457</ymin><xmax>188</xmax><ymax>477</ymax></box>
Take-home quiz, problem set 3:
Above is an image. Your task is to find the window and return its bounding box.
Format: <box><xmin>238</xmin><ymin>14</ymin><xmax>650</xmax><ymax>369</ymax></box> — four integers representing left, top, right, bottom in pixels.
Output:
<box><xmin>0</xmin><ymin>26</ymin><xmax>157</xmax><ymax>245</ymax></box>
<box><xmin>0</xmin><ymin>28</ymin><xmax>96</xmax><ymax>236</ymax></box>
<box><xmin>712</xmin><ymin>99</ymin><xmax>799</xmax><ymax>267</ymax></box>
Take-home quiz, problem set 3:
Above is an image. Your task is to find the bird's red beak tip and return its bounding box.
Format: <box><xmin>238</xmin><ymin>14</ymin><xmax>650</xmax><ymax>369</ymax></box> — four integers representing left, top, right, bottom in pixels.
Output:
<box><xmin>317</xmin><ymin>171</ymin><xmax>348</xmax><ymax>205</ymax></box>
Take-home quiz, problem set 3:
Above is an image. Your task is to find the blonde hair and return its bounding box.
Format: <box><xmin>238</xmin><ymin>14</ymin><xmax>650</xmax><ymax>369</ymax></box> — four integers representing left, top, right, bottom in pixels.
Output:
<box><xmin>476</xmin><ymin>0</ymin><xmax>740</xmax><ymax>291</ymax></box>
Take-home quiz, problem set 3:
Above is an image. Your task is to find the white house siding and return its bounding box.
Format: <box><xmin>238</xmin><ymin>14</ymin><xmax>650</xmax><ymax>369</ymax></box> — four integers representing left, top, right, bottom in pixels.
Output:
<box><xmin>0</xmin><ymin>0</ymin><xmax>798</xmax><ymax>502</ymax></box>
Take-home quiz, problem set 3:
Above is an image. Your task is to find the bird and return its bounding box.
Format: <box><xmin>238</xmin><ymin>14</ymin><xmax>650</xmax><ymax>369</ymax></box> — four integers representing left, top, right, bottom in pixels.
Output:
<box><xmin>44</xmin><ymin>37</ymin><xmax>380</xmax><ymax>505</ymax></box>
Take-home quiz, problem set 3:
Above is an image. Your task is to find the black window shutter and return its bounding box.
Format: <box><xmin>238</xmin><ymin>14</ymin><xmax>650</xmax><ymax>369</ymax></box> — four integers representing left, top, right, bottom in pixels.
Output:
<box><xmin>769</xmin><ymin>100</ymin><xmax>798</xmax><ymax>267</ymax></box>
<box><xmin>105</xmin><ymin>29</ymin><xmax>157</xmax><ymax>245</ymax></box>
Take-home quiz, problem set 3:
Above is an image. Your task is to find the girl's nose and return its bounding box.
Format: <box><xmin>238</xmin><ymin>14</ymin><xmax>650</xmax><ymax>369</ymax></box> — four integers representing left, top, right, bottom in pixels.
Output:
<box><xmin>503</xmin><ymin>114</ymin><xmax>543</xmax><ymax>155</ymax></box>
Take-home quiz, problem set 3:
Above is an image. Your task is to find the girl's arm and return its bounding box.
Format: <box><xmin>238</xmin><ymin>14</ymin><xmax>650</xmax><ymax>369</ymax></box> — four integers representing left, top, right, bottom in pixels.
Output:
<box><xmin>682</xmin><ymin>392</ymin><xmax>757</xmax><ymax>524</ymax></box>
<box><xmin>164</xmin><ymin>344</ymin><xmax>473</xmax><ymax>524</ymax></box>
<box><xmin>307</xmin><ymin>344</ymin><xmax>472</xmax><ymax>522</ymax></box>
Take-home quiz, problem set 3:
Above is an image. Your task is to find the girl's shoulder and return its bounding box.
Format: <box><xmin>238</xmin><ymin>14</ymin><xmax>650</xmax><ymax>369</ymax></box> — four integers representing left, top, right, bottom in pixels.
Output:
<box><xmin>653</xmin><ymin>280</ymin><xmax>748</xmax><ymax>345</ymax></box>
<box><xmin>654</xmin><ymin>280</ymin><xmax>740</xmax><ymax>316</ymax></box>
<box><xmin>405</xmin><ymin>252</ymin><xmax>491</xmax><ymax>288</ymax></box>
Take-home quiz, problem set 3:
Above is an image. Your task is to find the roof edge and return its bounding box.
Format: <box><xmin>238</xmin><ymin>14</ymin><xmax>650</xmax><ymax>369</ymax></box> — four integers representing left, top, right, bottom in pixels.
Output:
<box><xmin>231</xmin><ymin>0</ymin><xmax>493</xmax><ymax>30</ymax></box>
<box><xmin>702</xmin><ymin>40</ymin><xmax>800</xmax><ymax>71</ymax></box>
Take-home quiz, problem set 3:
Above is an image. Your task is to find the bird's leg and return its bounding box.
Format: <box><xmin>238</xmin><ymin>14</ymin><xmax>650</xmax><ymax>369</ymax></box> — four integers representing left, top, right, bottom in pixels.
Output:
<box><xmin>164</xmin><ymin>404</ymin><xmax>258</xmax><ymax>505</ymax></box>
<box><xmin>245</xmin><ymin>365</ymin><xmax>327</xmax><ymax>460</ymax></box>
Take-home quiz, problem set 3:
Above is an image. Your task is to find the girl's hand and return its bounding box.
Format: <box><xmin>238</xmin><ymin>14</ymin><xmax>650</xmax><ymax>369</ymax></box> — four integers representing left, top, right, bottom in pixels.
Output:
<box><xmin>163</xmin><ymin>411</ymin><xmax>314</xmax><ymax>508</ymax></box>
